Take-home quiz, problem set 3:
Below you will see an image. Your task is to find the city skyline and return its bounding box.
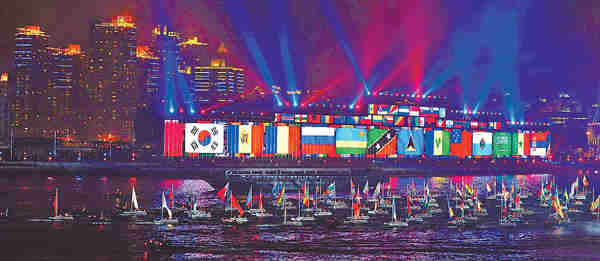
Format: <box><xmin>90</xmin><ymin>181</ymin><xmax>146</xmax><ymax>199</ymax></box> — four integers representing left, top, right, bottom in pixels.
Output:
<box><xmin>2</xmin><ymin>0</ymin><xmax>600</xmax><ymax>109</ymax></box>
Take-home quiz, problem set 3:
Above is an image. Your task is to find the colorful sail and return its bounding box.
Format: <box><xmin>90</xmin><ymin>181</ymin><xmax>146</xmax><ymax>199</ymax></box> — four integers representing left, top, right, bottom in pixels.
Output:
<box><xmin>247</xmin><ymin>185</ymin><xmax>253</xmax><ymax>209</ymax></box>
<box><xmin>231</xmin><ymin>194</ymin><xmax>244</xmax><ymax>217</ymax></box>
<box><xmin>53</xmin><ymin>188</ymin><xmax>58</xmax><ymax>217</ymax></box>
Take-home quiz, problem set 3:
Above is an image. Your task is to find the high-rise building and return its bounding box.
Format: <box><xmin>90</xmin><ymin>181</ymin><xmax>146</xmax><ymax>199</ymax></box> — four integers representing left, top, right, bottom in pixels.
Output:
<box><xmin>0</xmin><ymin>72</ymin><xmax>9</xmax><ymax>146</ymax></box>
<box><xmin>13</xmin><ymin>25</ymin><xmax>51</xmax><ymax>137</ymax></box>
<box><xmin>193</xmin><ymin>43</ymin><xmax>245</xmax><ymax>104</ymax></box>
<box><xmin>135</xmin><ymin>45</ymin><xmax>162</xmax><ymax>146</ymax></box>
<box><xmin>88</xmin><ymin>16</ymin><xmax>137</xmax><ymax>142</ymax></box>
<box><xmin>45</xmin><ymin>44</ymin><xmax>87</xmax><ymax>140</ymax></box>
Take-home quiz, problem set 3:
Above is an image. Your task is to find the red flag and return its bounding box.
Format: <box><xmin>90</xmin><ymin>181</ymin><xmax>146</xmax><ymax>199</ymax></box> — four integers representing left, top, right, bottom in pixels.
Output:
<box><xmin>53</xmin><ymin>189</ymin><xmax>58</xmax><ymax>217</ymax></box>
<box><xmin>169</xmin><ymin>184</ymin><xmax>174</xmax><ymax>208</ymax></box>
<box><xmin>231</xmin><ymin>194</ymin><xmax>244</xmax><ymax>217</ymax></box>
<box><xmin>217</xmin><ymin>183</ymin><xmax>229</xmax><ymax>201</ymax></box>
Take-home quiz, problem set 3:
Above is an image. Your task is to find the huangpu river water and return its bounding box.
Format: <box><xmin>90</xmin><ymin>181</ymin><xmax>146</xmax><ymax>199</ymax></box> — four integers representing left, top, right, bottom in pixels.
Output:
<box><xmin>1</xmin><ymin>171</ymin><xmax>600</xmax><ymax>260</ymax></box>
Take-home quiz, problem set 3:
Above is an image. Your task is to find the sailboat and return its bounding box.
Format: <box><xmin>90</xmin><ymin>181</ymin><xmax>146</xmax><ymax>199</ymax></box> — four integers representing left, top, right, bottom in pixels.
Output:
<box><xmin>313</xmin><ymin>183</ymin><xmax>332</xmax><ymax>217</ymax></box>
<box><xmin>385</xmin><ymin>197</ymin><xmax>408</xmax><ymax>227</ymax></box>
<box><xmin>344</xmin><ymin>192</ymin><xmax>369</xmax><ymax>224</ymax></box>
<box><xmin>47</xmin><ymin>188</ymin><xmax>74</xmax><ymax>221</ymax></box>
<box><xmin>154</xmin><ymin>191</ymin><xmax>178</xmax><ymax>225</ymax></box>
<box><xmin>253</xmin><ymin>190</ymin><xmax>273</xmax><ymax>218</ymax></box>
<box><xmin>187</xmin><ymin>194</ymin><xmax>211</xmax><ymax>220</ymax></box>
<box><xmin>222</xmin><ymin>190</ymin><xmax>248</xmax><ymax>225</ymax></box>
<box><xmin>406</xmin><ymin>194</ymin><xmax>424</xmax><ymax>223</ymax></box>
<box><xmin>119</xmin><ymin>185</ymin><xmax>148</xmax><ymax>217</ymax></box>
<box><xmin>291</xmin><ymin>185</ymin><xmax>315</xmax><ymax>222</ymax></box>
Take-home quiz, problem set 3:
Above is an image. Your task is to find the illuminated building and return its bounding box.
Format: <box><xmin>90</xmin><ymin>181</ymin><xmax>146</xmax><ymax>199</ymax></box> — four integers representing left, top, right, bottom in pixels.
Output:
<box><xmin>193</xmin><ymin>43</ymin><xmax>245</xmax><ymax>104</ymax></box>
<box><xmin>13</xmin><ymin>25</ymin><xmax>51</xmax><ymax>137</ymax></box>
<box><xmin>45</xmin><ymin>44</ymin><xmax>87</xmax><ymax>140</ymax></box>
<box><xmin>0</xmin><ymin>72</ymin><xmax>9</xmax><ymax>146</ymax></box>
<box><xmin>87</xmin><ymin>16</ymin><xmax>137</xmax><ymax>142</ymax></box>
<box><xmin>135</xmin><ymin>45</ymin><xmax>162</xmax><ymax>146</ymax></box>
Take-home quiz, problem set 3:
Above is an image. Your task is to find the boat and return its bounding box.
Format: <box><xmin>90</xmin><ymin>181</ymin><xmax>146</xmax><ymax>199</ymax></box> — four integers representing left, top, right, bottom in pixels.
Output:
<box><xmin>344</xmin><ymin>193</ymin><xmax>369</xmax><ymax>224</ymax></box>
<box><xmin>119</xmin><ymin>185</ymin><xmax>148</xmax><ymax>217</ymax></box>
<box><xmin>186</xmin><ymin>196</ymin><xmax>211</xmax><ymax>220</ymax></box>
<box><xmin>90</xmin><ymin>211</ymin><xmax>112</xmax><ymax>225</ymax></box>
<box><xmin>292</xmin><ymin>184</ymin><xmax>316</xmax><ymax>222</ymax></box>
<box><xmin>385</xmin><ymin>197</ymin><xmax>408</xmax><ymax>227</ymax></box>
<box><xmin>252</xmin><ymin>190</ymin><xmax>273</xmax><ymax>218</ymax></box>
<box><xmin>367</xmin><ymin>197</ymin><xmax>388</xmax><ymax>215</ymax></box>
<box><xmin>154</xmin><ymin>192</ymin><xmax>179</xmax><ymax>225</ymax></box>
<box><xmin>221</xmin><ymin>187</ymin><xmax>247</xmax><ymax>225</ymax></box>
<box><xmin>280</xmin><ymin>186</ymin><xmax>302</xmax><ymax>226</ymax></box>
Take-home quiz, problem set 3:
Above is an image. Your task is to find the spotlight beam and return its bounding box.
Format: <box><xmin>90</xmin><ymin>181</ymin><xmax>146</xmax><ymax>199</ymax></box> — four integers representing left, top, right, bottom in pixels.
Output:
<box><xmin>279</xmin><ymin>25</ymin><xmax>299</xmax><ymax>107</ymax></box>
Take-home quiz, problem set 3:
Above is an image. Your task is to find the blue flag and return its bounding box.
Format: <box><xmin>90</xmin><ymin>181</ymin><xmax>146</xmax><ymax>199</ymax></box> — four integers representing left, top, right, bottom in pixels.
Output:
<box><xmin>451</xmin><ymin>129</ymin><xmax>462</xmax><ymax>144</ymax></box>
<box><xmin>398</xmin><ymin>128</ymin><xmax>424</xmax><ymax>156</ymax></box>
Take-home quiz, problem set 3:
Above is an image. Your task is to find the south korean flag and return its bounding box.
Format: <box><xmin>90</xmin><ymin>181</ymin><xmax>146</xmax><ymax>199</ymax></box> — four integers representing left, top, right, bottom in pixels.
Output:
<box><xmin>185</xmin><ymin>124</ymin><xmax>225</xmax><ymax>153</ymax></box>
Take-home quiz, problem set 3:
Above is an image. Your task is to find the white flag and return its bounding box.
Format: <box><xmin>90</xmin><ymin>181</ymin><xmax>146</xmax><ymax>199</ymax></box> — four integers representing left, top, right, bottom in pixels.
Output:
<box><xmin>185</xmin><ymin>124</ymin><xmax>224</xmax><ymax>153</ymax></box>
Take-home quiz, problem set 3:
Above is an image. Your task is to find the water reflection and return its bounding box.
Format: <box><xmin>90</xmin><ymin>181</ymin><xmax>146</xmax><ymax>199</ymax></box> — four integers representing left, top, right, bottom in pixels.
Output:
<box><xmin>2</xmin><ymin>173</ymin><xmax>600</xmax><ymax>260</ymax></box>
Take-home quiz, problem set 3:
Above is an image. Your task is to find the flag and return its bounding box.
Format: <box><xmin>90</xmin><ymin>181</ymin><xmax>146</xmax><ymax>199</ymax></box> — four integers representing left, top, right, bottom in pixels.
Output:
<box><xmin>217</xmin><ymin>183</ymin><xmax>229</xmax><ymax>201</ymax></box>
<box><xmin>493</xmin><ymin>132</ymin><xmax>511</xmax><ymax>158</ymax></box>
<box><xmin>302</xmin><ymin>183</ymin><xmax>309</xmax><ymax>207</ymax></box>
<box><xmin>169</xmin><ymin>184</ymin><xmax>174</xmax><ymax>208</ymax></box>
<box><xmin>277</xmin><ymin>185</ymin><xmax>285</xmax><ymax>204</ymax></box>
<box><xmin>246</xmin><ymin>186</ymin><xmax>252</xmax><ymax>208</ymax></box>
<box><xmin>325</xmin><ymin>182</ymin><xmax>336</xmax><ymax>197</ymax></box>
<box><xmin>372</xmin><ymin>115</ymin><xmax>383</xmax><ymax>125</ymax></box>
<box><xmin>185</xmin><ymin>124</ymin><xmax>225</xmax><ymax>153</ymax></box>
<box><xmin>409</xmin><ymin>106</ymin><xmax>419</xmax><ymax>116</ymax></box>
<box><xmin>336</xmin><ymin>128</ymin><xmax>367</xmax><ymax>154</ymax></box>
<box><xmin>512</xmin><ymin>132</ymin><xmax>530</xmax><ymax>156</ymax></box>
<box><xmin>450</xmin><ymin>130</ymin><xmax>472</xmax><ymax>158</ymax></box>
<box><xmin>360</xmin><ymin>115</ymin><xmax>372</xmax><ymax>125</ymax></box>
<box><xmin>231</xmin><ymin>194</ymin><xmax>244</xmax><ymax>217</ymax></box>
<box><xmin>530</xmin><ymin>132</ymin><xmax>549</xmax><ymax>157</ymax></box>
<box><xmin>238</xmin><ymin>125</ymin><xmax>252</xmax><ymax>154</ymax></box>
<box><xmin>398</xmin><ymin>128</ymin><xmax>424</xmax><ymax>156</ymax></box>
<box><xmin>584</xmin><ymin>176</ymin><xmax>589</xmax><ymax>187</ymax></box>
<box><xmin>295</xmin><ymin>114</ymin><xmax>308</xmax><ymax>123</ymax></box>
<box><xmin>591</xmin><ymin>195</ymin><xmax>600</xmax><ymax>212</ymax></box>
<box><xmin>472</xmin><ymin>132</ymin><xmax>493</xmax><ymax>156</ymax></box>
<box><xmin>433</xmin><ymin>130</ymin><xmax>450</xmax><ymax>156</ymax></box>
<box><xmin>367</xmin><ymin>128</ymin><xmax>398</xmax><ymax>156</ymax></box>
<box><xmin>394</xmin><ymin>116</ymin><xmax>405</xmax><ymax>126</ymax></box>
<box><xmin>383</xmin><ymin>115</ymin><xmax>395</xmax><ymax>126</ymax></box>
<box><xmin>301</xmin><ymin>127</ymin><xmax>335</xmax><ymax>156</ymax></box>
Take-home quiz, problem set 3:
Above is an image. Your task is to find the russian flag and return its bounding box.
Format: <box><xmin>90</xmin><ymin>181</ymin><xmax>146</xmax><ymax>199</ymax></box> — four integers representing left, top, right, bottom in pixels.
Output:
<box><xmin>301</xmin><ymin>127</ymin><xmax>335</xmax><ymax>156</ymax></box>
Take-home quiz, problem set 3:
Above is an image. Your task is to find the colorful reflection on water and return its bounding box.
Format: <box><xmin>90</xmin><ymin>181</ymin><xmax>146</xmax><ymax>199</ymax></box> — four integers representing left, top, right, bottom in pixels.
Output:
<box><xmin>1</xmin><ymin>172</ymin><xmax>600</xmax><ymax>260</ymax></box>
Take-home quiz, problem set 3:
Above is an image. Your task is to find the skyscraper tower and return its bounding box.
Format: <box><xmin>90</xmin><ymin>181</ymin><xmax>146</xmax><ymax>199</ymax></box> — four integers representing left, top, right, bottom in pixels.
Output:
<box><xmin>193</xmin><ymin>43</ymin><xmax>245</xmax><ymax>104</ymax></box>
<box><xmin>46</xmin><ymin>44</ymin><xmax>86</xmax><ymax>140</ymax></box>
<box><xmin>88</xmin><ymin>16</ymin><xmax>137</xmax><ymax>142</ymax></box>
<box><xmin>13</xmin><ymin>25</ymin><xmax>50</xmax><ymax>137</ymax></box>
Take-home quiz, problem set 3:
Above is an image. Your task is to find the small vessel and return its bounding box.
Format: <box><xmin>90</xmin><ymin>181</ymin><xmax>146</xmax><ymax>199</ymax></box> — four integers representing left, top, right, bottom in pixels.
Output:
<box><xmin>119</xmin><ymin>185</ymin><xmax>148</xmax><ymax>217</ymax></box>
<box><xmin>221</xmin><ymin>188</ymin><xmax>248</xmax><ymax>225</ymax></box>
<box><xmin>281</xmin><ymin>186</ymin><xmax>302</xmax><ymax>226</ymax></box>
<box><xmin>385</xmin><ymin>197</ymin><xmax>408</xmax><ymax>227</ymax></box>
<box><xmin>252</xmin><ymin>190</ymin><xmax>273</xmax><ymax>218</ymax></box>
<box><xmin>48</xmin><ymin>188</ymin><xmax>74</xmax><ymax>221</ymax></box>
<box><xmin>90</xmin><ymin>211</ymin><xmax>112</xmax><ymax>225</ymax></box>
<box><xmin>154</xmin><ymin>191</ymin><xmax>178</xmax><ymax>225</ymax></box>
<box><xmin>187</xmin><ymin>196</ymin><xmax>211</xmax><ymax>220</ymax></box>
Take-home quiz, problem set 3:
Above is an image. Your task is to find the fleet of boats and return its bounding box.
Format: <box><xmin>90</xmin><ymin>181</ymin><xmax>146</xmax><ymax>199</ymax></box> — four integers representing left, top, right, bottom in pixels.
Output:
<box><xmin>9</xmin><ymin>175</ymin><xmax>600</xmax><ymax>229</ymax></box>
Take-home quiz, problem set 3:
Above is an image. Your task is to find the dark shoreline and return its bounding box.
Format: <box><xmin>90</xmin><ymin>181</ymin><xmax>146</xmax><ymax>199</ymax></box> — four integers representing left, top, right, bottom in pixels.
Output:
<box><xmin>0</xmin><ymin>160</ymin><xmax>585</xmax><ymax>177</ymax></box>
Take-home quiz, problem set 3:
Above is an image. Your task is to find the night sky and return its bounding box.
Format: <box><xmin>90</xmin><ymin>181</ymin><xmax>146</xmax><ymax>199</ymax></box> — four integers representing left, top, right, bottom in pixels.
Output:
<box><xmin>2</xmin><ymin>0</ymin><xmax>600</xmax><ymax>110</ymax></box>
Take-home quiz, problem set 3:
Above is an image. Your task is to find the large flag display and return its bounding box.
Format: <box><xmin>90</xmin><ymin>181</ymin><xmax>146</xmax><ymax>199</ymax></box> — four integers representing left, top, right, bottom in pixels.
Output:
<box><xmin>450</xmin><ymin>129</ymin><xmax>472</xmax><ymax>158</ymax></box>
<box><xmin>398</xmin><ymin>128</ymin><xmax>424</xmax><ymax>156</ymax></box>
<box><xmin>433</xmin><ymin>130</ymin><xmax>450</xmax><ymax>156</ymax></box>
<box><xmin>264</xmin><ymin>125</ymin><xmax>301</xmax><ymax>156</ymax></box>
<box><xmin>530</xmin><ymin>132</ymin><xmax>549</xmax><ymax>156</ymax></box>
<box><xmin>336</xmin><ymin>128</ymin><xmax>367</xmax><ymax>154</ymax></box>
<box><xmin>185</xmin><ymin>124</ymin><xmax>224</xmax><ymax>153</ymax></box>
<box><xmin>472</xmin><ymin>131</ymin><xmax>493</xmax><ymax>156</ymax></box>
<box><xmin>511</xmin><ymin>132</ymin><xmax>530</xmax><ymax>156</ymax></box>
<box><xmin>238</xmin><ymin>125</ymin><xmax>252</xmax><ymax>154</ymax></box>
<box><xmin>367</xmin><ymin>128</ymin><xmax>397</xmax><ymax>156</ymax></box>
<box><xmin>301</xmin><ymin>127</ymin><xmax>335</xmax><ymax>155</ymax></box>
<box><xmin>493</xmin><ymin>132</ymin><xmax>511</xmax><ymax>157</ymax></box>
